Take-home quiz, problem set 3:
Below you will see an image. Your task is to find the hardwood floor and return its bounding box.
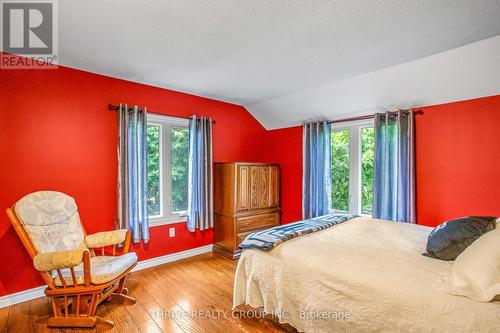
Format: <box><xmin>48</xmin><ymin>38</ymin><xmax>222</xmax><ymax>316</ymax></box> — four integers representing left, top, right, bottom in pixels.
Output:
<box><xmin>0</xmin><ymin>253</ymin><xmax>297</xmax><ymax>333</ymax></box>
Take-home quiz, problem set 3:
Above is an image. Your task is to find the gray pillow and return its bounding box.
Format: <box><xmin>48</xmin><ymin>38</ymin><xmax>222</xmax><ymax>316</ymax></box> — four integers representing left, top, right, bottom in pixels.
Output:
<box><xmin>424</xmin><ymin>216</ymin><xmax>497</xmax><ymax>261</ymax></box>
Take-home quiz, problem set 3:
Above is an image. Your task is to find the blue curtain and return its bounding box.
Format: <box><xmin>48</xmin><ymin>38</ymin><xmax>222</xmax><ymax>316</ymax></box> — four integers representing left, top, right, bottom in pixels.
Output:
<box><xmin>303</xmin><ymin>121</ymin><xmax>332</xmax><ymax>219</ymax></box>
<box><xmin>187</xmin><ymin>115</ymin><xmax>214</xmax><ymax>232</ymax></box>
<box><xmin>116</xmin><ymin>104</ymin><xmax>149</xmax><ymax>243</ymax></box>
<box><xmin>373</xmin><ymin>110</ymin><xmax>416</xmax><ymax>223</ymax></box>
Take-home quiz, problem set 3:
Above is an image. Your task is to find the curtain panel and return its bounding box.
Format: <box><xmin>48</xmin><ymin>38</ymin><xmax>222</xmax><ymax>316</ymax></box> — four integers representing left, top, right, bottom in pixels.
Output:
<box><xmin>373</xmin><ymin>110</ymin><xmax>416</xmax><ymax>223</ymax></box>
<box><xmin>116</xmin><ymin>104</ymin><xmax>149</xmax><ymax>243</ymax></box>
<box><xmin>187</xmin><ymin>115</ymin><xmax>214</xmax><ymax>232</ymax></box>
<box><xmin>302</xmin><ymin>120</ymin><xmax>332</xmax><ymax>219</ymax></box>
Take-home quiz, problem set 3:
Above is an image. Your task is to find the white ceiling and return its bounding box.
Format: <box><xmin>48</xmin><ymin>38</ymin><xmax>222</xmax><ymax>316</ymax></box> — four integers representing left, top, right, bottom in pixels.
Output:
<box><xmin>249</xmin><ymin>35</ymin><xmax>500</xmax><ymax>129</ymax></box>
<box><xmin>58</xmin><ymin>1</ymin><xmax>500</xmax><ymax>129</ymax></box>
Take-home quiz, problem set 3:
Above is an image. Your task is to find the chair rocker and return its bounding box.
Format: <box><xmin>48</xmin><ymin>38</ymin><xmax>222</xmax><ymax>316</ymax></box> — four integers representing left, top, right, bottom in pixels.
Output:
<box><xmin>5</xmin><ymin>191</ymin><xmax>138</xmax><ymax>328</ymax></box>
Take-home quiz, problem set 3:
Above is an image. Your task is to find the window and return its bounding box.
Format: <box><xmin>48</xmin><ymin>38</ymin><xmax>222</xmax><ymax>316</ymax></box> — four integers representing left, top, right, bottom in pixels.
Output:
<box><xmin>146</xmin><ymin>114</ymin><xmax>189</xmax><ymax>226</ymax></box>
<box><xmin>331</xmin><ymin>120</ymin><xmax>374</xmax><ymax>215</ymax></box>
<box><xmin>360</xmin><ymin>127</ymin><xmax>375</xmax><ymax>215</ymax></box>
<box><xmin>331</xmin><ymin>129</ymin><xmax>350</xmax><ymax>212</ymax></box>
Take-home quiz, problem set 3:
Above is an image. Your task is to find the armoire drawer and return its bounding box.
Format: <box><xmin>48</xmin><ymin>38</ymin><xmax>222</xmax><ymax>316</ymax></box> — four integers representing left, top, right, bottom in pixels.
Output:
<box><xmin>236</xmin><ymin>232</ymin><xmax>249</xmax><ymax>248</ymax></box>
<box><xmin>236</xmin><ymin>212</ymin><xmax>279</xmax><ymax>233</ymax></box>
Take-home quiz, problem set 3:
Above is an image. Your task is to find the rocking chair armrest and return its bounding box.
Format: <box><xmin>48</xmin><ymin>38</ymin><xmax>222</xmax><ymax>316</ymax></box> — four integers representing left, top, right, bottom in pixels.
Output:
<box><xmin>84</xmin><ymin>229</ymin><xmax>129</xmax><ymax>249</ymax></box>
<box><xmin>33</xmin><ymin>249</ymin><xmax>87</xmax><ymax>272</ymax></box>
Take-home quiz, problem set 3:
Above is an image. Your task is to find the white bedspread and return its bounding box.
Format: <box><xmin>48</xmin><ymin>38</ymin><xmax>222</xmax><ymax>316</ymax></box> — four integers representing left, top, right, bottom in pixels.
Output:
<box><xmin>233</xmin><ymin>217</ymin><xmax>500</xmax><ymax>332</ymax></box>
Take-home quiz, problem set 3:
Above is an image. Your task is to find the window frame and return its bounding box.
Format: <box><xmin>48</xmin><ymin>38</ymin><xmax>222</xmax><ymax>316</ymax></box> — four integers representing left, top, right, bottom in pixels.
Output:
<box><xmin>147</xmin><ymin>113</ymin><xmax>189</xmax><ymax>227</ymax></box>
<box><xmin>330</xmin><ymin>119</ymin><xmax>374</xmax><ymax>216</ymax></box>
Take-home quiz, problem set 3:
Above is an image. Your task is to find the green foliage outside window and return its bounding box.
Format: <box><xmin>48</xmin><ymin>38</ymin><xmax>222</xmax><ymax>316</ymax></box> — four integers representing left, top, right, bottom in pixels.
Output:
<box><xmin>171</xmin><ymin>127</ymin><xmax>189</xmax><ymax>212</ymax></box>
<box><xmin>147</xmin><ymin>125</ymin><xmax>161</xmax><ymax>216</ymax></box>
<box><xmin>361</xmin><ymin>127</ymin><xmax>374</xmax><ymax>215</ymax></box>
<box><xmin>331</xmin><ymin>130</ymin><xmax>350</xmax><ymax>212</ymax></box>
<box><xmin>331</xmin><ymin>127</ymin><xmax>375</xmax><ymax>214</ymax></box>
<box><xmin>146</xmin><ymin>125</ymin><xmax>189</xmax><ymax>216</ymax></box>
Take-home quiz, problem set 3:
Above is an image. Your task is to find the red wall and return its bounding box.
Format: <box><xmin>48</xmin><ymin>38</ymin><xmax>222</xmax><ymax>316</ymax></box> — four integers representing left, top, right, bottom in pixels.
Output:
<box><xmin>265</xmin><ymin>94</ymin><xmax>500</xmax><ymax>228</ymax></box>
<box><xmin>0</xmin><ymin>61</ymin><xmax>270</xmax><ymax>296</ymax></box>
<box><xmin>266</xmin><ymin>127</ymin><xmax>303</xmax><ymax>224</ymax></box>
<box><xmin>415</xmin><ymin>95</ymin><xmax>500</xmax><ymax>226</ymax></box>
<box><xmin>2</xmin><ymin>56</ymin><xmax>499</xmax><ymax>297</ymax></box>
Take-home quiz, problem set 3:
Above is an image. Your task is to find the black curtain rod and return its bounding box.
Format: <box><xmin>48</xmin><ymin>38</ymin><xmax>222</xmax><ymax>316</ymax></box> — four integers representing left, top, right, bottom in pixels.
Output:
<box><xmin>107</xmin><ymin>104</ymin><xmax>216</xmax><ymax>124</ymax></box>
<box><xmin>328</xmin><ymin>109</ymin><xmax>423</xmax><ymax>124</ymax></box>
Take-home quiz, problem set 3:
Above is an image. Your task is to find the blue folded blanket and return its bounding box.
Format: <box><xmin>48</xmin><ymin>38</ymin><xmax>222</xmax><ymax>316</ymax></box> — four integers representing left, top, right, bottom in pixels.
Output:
<box><xmin>239</xmin><ymin>213</ymin><xmax>357</xmax><ymax>251</ymax></box>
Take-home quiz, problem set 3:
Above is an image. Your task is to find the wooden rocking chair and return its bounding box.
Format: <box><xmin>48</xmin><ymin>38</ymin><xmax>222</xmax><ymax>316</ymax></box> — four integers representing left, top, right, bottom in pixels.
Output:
<box><xmin>5</xmin><ymin>191</ymin><xmax>138</xmax><ymax>328</ymax></box>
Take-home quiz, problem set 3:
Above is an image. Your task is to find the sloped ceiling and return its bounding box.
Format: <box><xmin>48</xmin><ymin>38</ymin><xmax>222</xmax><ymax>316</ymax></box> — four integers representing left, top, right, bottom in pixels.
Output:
<box><xmin>248</xmin><ymin>35</ymin><xmax>500</xmax><ymax>129</ymax></box>
<box><xmin>58</xmin><ymin>1</ymin><xmax>500</xmax><ymax>129</ymax></box>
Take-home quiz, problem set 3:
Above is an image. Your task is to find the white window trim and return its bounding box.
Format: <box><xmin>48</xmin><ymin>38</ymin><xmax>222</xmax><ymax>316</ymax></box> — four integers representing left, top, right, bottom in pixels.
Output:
<box><xmin>330</xmin><ymin>119</ymin><xmax>374</xmax><ymax>216</ymax></box>
<box><xmin>147</xmin><ymin>113</ymin><xmax>189</xmax><ymax>227</ymax></box>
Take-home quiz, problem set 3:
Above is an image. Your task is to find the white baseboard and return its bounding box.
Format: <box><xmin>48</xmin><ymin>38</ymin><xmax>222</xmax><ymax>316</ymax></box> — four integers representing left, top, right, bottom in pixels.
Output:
<box><xmin>132</xmin><ymin>244</ymin><xmax>213</xmax><ymax>272</ymax></box>
<box><xmin>0</xmin><ymin>244</ymin><xmax>213</xmax><ymax>308</ymax></box>
<box><xmin>0</xmin><ymin>286</ymin><xmax>46</xmax><ymax>308</ymax></box>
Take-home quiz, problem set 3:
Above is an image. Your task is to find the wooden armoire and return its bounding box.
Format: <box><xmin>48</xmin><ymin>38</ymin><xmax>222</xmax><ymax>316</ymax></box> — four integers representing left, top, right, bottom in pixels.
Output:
<box><xmin>213</xmin><ymin>162</ymin><xmax>280</xmax><ymax>259</ymax></box>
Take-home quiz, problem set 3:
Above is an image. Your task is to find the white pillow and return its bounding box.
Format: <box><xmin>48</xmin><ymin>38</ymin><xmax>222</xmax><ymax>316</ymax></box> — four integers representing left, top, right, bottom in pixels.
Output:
<box><xmin>439</xmin><ymin>227</ymin><xmax>500</xmax><ymax>302</ymax></box>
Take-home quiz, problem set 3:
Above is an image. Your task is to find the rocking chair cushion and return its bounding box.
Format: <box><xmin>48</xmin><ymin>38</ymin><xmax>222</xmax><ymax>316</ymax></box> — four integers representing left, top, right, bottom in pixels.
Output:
<box><xmin>52</xmin><ymin>252</ymin><xmax>137</xmax><ymax>287</ymax></box>
<box><xmin>34</xmin><ymin>249</ymin><xmax>86</xmax><ymax>272</ymax></box>
<box><xmin>85</xmin><ymin>229</ymin><xmax>128</xmax><ymax>248</ymax></box>
<box><xmin>14</xmin><ymin>191</ymin><xmax>87</xmax><ymax>253</ymax></box>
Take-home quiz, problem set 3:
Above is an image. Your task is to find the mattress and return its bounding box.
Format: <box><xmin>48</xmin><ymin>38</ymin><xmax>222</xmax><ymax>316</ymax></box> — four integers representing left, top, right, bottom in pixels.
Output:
<box><xmin>233</xmin><ymin>217</ymin><xmax>500</xmax><ymax>332</ymax></box>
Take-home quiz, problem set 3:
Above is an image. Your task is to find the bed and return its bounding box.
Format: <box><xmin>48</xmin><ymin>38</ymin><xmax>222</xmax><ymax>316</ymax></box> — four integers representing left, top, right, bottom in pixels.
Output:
<box><xmin>233</xmin><ymin>216</ymin><xmax>500</xmax><ymax>332</ymax></box>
